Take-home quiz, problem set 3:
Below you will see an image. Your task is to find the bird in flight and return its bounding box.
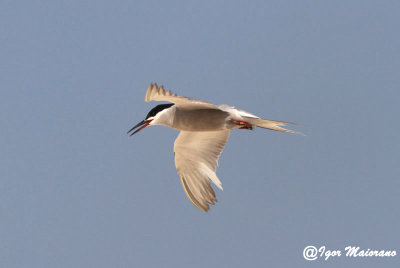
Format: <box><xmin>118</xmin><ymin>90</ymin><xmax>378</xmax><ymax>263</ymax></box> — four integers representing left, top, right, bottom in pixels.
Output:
<box><xmin>128</xmin><ymin>83</ymin><xmax>299</xmax><ymax>212</ymax></box>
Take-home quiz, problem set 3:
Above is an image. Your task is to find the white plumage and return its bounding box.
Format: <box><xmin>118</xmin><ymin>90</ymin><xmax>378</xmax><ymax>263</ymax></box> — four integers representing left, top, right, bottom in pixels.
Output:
<box><xmin>128</xmin><ymin>83</ymin><xmax>299</xmax><ymax>212</ymax></box>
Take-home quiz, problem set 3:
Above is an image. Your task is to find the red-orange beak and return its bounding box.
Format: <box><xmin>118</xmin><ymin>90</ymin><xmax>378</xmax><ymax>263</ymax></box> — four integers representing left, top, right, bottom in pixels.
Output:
<box><xmin>127</xmin><ymin>119</ymin><xmax>152</xmax><ymax>136</ymax></box>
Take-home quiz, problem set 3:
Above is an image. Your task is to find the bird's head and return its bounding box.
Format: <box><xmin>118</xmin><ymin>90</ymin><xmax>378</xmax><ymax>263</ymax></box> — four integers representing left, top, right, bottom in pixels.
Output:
<box><xmin>127</xmin><ymin>103</ymin><xmax>174</xmax><ymax>136</ymax></box>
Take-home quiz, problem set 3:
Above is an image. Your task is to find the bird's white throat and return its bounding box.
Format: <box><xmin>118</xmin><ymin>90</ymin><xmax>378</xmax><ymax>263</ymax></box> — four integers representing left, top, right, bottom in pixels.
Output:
<box><xmin>149</xmin><ymin>105</ymin><xmax>176</xmax><ymax>127</ymax></box>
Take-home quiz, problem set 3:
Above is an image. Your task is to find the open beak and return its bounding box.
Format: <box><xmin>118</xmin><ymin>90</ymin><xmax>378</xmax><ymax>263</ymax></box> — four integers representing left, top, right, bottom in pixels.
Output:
<box><xmin>127</xmin><ymin>119</ymin><xmax>152</xmax><ymax>136</ymax></box>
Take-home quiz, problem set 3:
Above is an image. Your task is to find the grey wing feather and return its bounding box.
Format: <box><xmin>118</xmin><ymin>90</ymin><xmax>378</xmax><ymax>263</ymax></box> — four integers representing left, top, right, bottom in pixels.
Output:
<box><xmin>145</xmin><ymin>83</ymin><xmax>219</xmax><ymax>109</ymax></box>
<box><xmin>174</xmin><ymin>130</ymin><xmax>230</xmax><ymax>212</ymax></box>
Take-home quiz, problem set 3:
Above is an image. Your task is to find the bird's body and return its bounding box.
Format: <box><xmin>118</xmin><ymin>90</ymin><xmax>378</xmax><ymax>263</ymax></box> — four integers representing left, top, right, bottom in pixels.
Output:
<box><xmin>128</xmin><ymin>83</ymin><xmax>298</xmax><ymax>212</ymax></box>
<box><xmin>171</xmin><ymin>108</ymin><xmax>230</xmax><ymax>131</ymax></box>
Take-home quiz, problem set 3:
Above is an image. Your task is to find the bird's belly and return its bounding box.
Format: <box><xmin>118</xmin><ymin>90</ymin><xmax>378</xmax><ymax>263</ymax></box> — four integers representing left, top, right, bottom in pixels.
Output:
<box><xmin>172</xmin><ymin>109</ymin><xmax>229</xmax><ymax>131</ymax></box>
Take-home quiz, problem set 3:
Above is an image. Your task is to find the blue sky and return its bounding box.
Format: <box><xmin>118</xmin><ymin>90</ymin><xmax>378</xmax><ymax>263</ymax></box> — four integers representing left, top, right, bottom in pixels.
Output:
<box><xmin>1</xmin><ymin>1</ymin><xmax>399</xmax><ymax>267</ymax></box>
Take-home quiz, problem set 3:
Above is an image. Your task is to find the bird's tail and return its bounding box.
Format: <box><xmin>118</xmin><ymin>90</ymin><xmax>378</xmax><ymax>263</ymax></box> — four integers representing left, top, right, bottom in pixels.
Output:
<box><xmin>243</xmin><ymin>116</ymin><xmax>302</xmax><ymax>134</ymax></box>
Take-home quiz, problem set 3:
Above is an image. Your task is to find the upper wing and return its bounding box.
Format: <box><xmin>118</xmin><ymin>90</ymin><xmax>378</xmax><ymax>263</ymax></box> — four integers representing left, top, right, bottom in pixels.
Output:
<box><xmin>145</xmin><ymin>83</ymin><xmax>219</xmax><ymax>109</ymax></box>
<box><xmin>174</xmin><ymin>130</ymin><xmax>230</xmax><ymax>212</ymax></box>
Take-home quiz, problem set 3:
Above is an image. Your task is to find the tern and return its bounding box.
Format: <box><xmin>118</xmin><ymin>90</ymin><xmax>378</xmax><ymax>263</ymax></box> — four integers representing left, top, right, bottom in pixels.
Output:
<box><xmin>128</xmin><ymin>83</ymin><xmax>299</xmax><ymax>212</ymax></box>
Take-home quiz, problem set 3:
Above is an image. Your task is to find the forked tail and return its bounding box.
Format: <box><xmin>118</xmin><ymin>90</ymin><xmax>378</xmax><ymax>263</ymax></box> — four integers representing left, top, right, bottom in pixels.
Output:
<box><xmin>242</xmin><ymin>116</ymin><xmax>302</xmax><ymax>134</ymax></box>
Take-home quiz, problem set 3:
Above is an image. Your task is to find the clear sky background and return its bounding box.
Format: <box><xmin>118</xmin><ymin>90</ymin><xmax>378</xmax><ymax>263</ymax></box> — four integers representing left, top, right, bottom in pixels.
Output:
<box><xmin>1</xmin><ymin>1</ymin><xmax>399</xmax><ymax>267</ymax></box>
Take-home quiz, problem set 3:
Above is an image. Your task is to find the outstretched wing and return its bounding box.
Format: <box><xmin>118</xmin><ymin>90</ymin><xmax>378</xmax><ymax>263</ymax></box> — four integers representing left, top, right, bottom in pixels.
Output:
<box><xmin>145</xmin><ymin>83</ymin><xmax>219</xmax><ymax>109</ymax></box>
<box><xmin>174</xmin><ymin>130</ymin><xmax>230</xmax><ymax>212</ymax></box>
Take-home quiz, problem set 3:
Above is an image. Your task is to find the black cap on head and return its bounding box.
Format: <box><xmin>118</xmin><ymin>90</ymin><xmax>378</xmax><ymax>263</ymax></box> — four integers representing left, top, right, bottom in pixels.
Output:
<box><xmin>145</xmin><ymin>103</ymin><xmax>174</xmax><ymax>119</ymax></box>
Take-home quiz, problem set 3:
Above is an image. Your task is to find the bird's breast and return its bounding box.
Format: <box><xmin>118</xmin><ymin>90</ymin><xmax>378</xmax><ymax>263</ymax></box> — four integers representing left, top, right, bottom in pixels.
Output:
<box><xmin>172</xmin><ymin>108</ymin><xmax>230</xmax><ymax>131</ymax></box>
